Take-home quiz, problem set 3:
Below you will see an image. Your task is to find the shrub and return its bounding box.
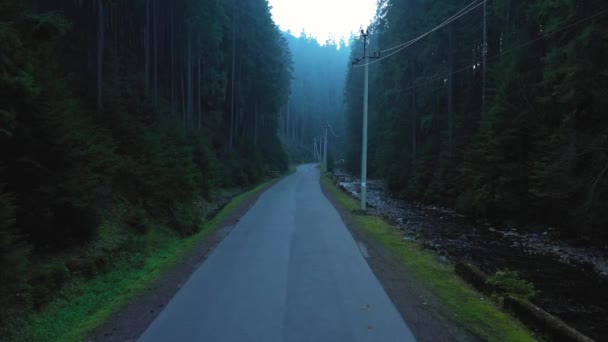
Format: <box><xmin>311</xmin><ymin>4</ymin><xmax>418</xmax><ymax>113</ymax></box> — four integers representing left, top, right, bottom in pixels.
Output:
<box><xmin>25</xmin><ymin>262</ymin><xmax>70</xmax><ymax>309</ymax></box>
<box><xmin>170</xmin><ymin>199</ymin><xmax>204</xmax><ymax>236</ymax></box>
<box><xmin>0</xmin><ymin>188</ymin><xmax>30</xmax><ymax>330</ymax></box>
<box><xmin>487</xmin><ymin>270</ymin><xmax>538</xmax><ymax>300</ymax></box>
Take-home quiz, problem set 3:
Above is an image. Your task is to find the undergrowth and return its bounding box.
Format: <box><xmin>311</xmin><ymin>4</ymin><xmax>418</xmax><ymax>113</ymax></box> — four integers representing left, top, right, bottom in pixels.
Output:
<box><xmin>8</xmin><ymin>180</ymin><xmax>273</xmax><ymax>342</ymax></box>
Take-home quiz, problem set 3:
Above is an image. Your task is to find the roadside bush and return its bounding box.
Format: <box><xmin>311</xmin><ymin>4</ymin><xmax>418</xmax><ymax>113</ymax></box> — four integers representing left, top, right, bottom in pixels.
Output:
<box><xmin>0</xmin><ymin>187</ymin><xmax>30</xmax><ymax>332</ymax></box>
<box><xmin>66</xmin><ymin>257</ymin><xmax>97</xmax><ymax>278</ymax></box>
<box><xmin>25</xmin><ymin>262</ymin><xmax>70</xmax><ymax>309</ymax></box>
<box><xmin>188</xmin><ymin>131</ymin><xmax>220</xmax><ymax>198</ymax></box>
<box><xmin>259</xmin><ymin>134</ymin><xmax>289</xmax><ymax>173</ymax></box>
<box><xmin>124</xmin><ymin>202</ymin><xmax>149</xmax><ymax>233</ymax></box>
<box><xmin>487</xmin><ymin>270</ymin><xmax>538</xmax><ymax>300</ymax></box>
<box><xmin>170</xmin><ymin>199</ymin><xmax>204</xmax><ymax>236</ymax></box>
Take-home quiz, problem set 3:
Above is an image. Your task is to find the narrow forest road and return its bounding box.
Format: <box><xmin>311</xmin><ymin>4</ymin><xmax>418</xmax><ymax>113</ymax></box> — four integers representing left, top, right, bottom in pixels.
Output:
<box><xmin>139</xmin><ymin>164</ymin><xmax>416</xmax><ymax>342</ymax></box>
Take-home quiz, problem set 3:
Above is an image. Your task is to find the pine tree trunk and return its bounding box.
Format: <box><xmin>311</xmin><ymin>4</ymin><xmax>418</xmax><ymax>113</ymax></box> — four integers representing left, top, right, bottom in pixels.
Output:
<box><xmin>254</xmin><ymin>101</ymin><xmax>259</xmax><ymax>144</ymax></box>
<box><xmin>236</xmin><ymin>54</ymin><xmax>243</xmax><ymax>138</ymax></box>
<box><xmin>170</xmin><ymin>8</ymin><xmax>175</xmax><ymax>116</ymax></box>
<box><xmin>300</xmin><ymin>113</ymin><xmax>304</xmax><ymax>146</ymax></box>
<box><xmin>482</xmin><ymin>0</ymin><xmax>487</xmax><ymax>116</ymax></box>
<box><xmin>152</xmin><ymin>0</ymin><xmax>158</xmax><ymax>104</ymax></box>
<box><xmin>181</xmin><ymin>49</ymin><xmax>186</xmax><ymax>127</ymax></box>
<box><xmin>187</xmin><ymin>33</ymin><xmax>193</xmax><ymax>126</ymax></box>
<box><xmin>198</xmin><ymin>55</ymin><xmax>203</xmax><ymax>130</ymax></box>
<box><xmin>411</xmin><ymin>59</ymin><xmax>417</xmax><ymax>162</ymax></box>
<box><xmin>286</xmin><ymin>99</ymin><xmax>291</xmax><ymax>142</ymax></box>
<box><xmin>144</xmin><ymin>0</ymin><xmax>150</xmax><ymax>93</ymax></box>
<box><xmin>229</xmin><ymin>3</ymin><xmax>237</xmax><ymax>149</ymax></box>
<box><xmin>97</xmin><ymin>0</ymin><xmax>104</xmax><ymax>110</ymax></box>
<box><xmin>448</xmin><ymin>24</ymin><xmax>454</xmax><ymax>157</ymax></box>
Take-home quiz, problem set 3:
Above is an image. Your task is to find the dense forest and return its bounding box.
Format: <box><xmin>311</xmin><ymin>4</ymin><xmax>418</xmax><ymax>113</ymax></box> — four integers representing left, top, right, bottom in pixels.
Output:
<box><xmin>281</xmin><ymin>32</ymin><xmax>350</xmax><ymax>164</ymax></box>
<box><xmin>345</xmin><ymin>0</ymin><xmax>608</xmax><ymax>241</ymax></box>
<box><xmin>0</xmin><ymin>0</ymin><xmax>291</xmax><ymax>335</ymax></box>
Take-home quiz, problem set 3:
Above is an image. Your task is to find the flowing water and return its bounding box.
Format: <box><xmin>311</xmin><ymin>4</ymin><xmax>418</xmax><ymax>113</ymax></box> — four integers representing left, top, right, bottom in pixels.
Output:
<box><xmin>333</xmin><ymin>170</ymin><xmax>608</xmax><ymax>341</ymax></box>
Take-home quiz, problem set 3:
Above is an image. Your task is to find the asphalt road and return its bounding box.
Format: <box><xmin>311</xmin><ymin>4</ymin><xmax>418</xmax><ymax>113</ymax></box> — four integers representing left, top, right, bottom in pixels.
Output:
<box><xmin>139</xmin><ymin>164</ymin><xmax>416</xmax><ymax>342</ymax></box>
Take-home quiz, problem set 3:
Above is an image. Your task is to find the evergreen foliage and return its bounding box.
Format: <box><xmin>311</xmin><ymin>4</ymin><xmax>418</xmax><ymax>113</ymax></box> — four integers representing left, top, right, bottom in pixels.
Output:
<box><xmin>281</xmin><ymin>32</ymin><xmax>350</xmax><ymax>163</ymax></box>
<box><xmin>344</xmin><ymin>0</ymin><xmax>608</xmax><ymax>240</ymax></box>
<box><xmin>0</xmin><ymin>0</ymin><xmax>291</xmax><ymax>334</ymax></box>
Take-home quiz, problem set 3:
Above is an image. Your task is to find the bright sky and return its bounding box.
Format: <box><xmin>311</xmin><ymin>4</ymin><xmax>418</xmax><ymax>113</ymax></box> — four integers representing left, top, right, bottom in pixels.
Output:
<box><xmin>268</xmin><ymin>0</ymin><xmax>377</xmax><ymax>44</ymax></box>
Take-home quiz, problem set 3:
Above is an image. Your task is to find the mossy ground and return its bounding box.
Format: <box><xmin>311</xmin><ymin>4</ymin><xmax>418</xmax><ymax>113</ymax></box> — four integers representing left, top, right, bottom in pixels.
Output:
<box><xmin>13</xmin><ymin>181</ymin><xmax>273</xmax><ymax>342</ymax></box>
<box><xmin>321</xmin><ymin>174</ymin><xmax>536</xmax><ymax>342</ymax></box>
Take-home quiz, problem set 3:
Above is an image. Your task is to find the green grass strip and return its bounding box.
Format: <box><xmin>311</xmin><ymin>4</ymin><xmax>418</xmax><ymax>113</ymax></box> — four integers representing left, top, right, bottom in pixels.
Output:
<box><xmin>321</xmin><ymin>174</ymin><xmax>536</xmax><ymax>342</ymax></box>
<box><xmin>15</xmin><ymin>180</ymin><xmax>274</xmax><ymax>342</ymax></box>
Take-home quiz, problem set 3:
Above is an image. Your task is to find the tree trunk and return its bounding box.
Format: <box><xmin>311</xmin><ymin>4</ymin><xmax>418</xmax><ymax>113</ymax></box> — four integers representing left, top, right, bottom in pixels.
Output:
<box><xmin>144</xmin><ymin>0</ymin><xmax>150</xmax><ymax>93</ymax></box>
<box><xmin>482</xmin><ymin>0</ymin><xmax>487</xmax><ymax>116</ymax></box>
<box><xmin>181</xmin><ymin>49</ymin><xmax>186</xmax><ymax>127</ymax></box>
<box><xmin>152</xmin><ymin>0</ymin><xmax>158</xmax><ymax>104</ymax></box>
<box><xmin>287</xmin><ymin>99</ymin><xmax>291</xmax><ymax>142</ymax></box>
<box><xmin>198</xmin><ymin>55</ymin><xmax>203</xmax><ymax>130</ymax></box>
<box><xmin>229</xmin><ymin>5</ymin><xmax>236</xmax><ymax>149</ymax></box>
<box><xmin>170</xmin><ymin>7</ymin><xmax>175</xmax><ymax>116</ymax></box>
<box><xmin>300</xmin><ymin>113</ymin><xmax>304</xmax><ymax>146</ymax></box>
<box><xmin>448</xmin><ymin>24</ymin><xmax>454</xmax><ymax>157</ymax></box>
<box><xmin>411</xmin><ymin>59</ymin><xmax>417</xmax><ymax>162</ymax></box>
<box><xmin>235</xmin><ymin>53</ymin><xmax>243</xmax><ymax>138</ymax></box>
<box><xmin>187</xmin><ymin>33</ymin><xmax>193</xmax><ymax>126</ymax></box>
<box><xmin>97</xmin><ymin>0</ymin><xmax>104</xmax><ymax>110</ymax></box>
<box><xmin>254</xmin><ymin>101</ymin><xmax>259</xmax><ymax>144</ymax></box>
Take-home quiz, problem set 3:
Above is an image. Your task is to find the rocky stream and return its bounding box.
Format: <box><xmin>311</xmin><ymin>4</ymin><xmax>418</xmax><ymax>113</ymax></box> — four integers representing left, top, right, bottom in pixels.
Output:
<box><xmin>332</xmin><ymin>170</ymin><xmax>608</xmax><ymax>341</ymax></box>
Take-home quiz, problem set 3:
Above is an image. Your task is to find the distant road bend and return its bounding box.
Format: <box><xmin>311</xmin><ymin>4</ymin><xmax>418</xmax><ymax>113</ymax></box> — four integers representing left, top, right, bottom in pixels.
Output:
<box><xmin>139</xmin><ymin>164</ymin><xmax>416</xmax><ymax>342</ymax></box>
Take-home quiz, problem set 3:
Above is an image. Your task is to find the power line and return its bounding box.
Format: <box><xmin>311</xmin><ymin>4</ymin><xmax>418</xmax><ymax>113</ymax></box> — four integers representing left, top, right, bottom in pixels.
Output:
<box><xmin>380</xmin><ymin>0</ymin><xmax>483</xmax><ymax>54</ymax></box>
<box><xmin>357</xmin><ymin>1</ymin><xmax>486</xmax><ymax>67</ymax></box>
<box><xmin>395</xmin><ymin>7</ymin><xmax>608</xmax><ymax>94</ymax></box>
<box><xmin>353</xmin><ymin>0</ymin><xmax>486</xmax><ymax>68</ymax></box>
<box><xmin>326</xmin><ymin>120</ymin><xmax>338</xmax><ymax>137</ymax></box>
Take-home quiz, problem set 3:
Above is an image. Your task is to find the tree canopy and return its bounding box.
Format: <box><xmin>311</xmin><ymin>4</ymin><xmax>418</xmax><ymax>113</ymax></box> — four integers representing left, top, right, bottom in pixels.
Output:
<box><xmin>281</xmin><ymin>32</ymin><xmax>350</xmax><ymax>163</ymax></box>
<box><xmin>0</xmin><ymin>0</ymin><xmax>291</xmax><ymax>335</ymax></box>
<box><xmin>344</xmin><ymin>0</ymin><xmax>608</xmax><ymax>240</ymax></box>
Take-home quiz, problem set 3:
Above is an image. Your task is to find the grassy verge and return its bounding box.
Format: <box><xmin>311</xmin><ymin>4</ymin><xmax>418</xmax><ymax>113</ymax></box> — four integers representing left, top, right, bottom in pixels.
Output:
<box><xmin>321</xmin><ymin>174</ymin><xmax>536</xmax><ymax>342</ymax></box>
<box><xmin>13</xmin><ymin>180</ymin><xmax>274</xmax><ymax>342</ymax></box>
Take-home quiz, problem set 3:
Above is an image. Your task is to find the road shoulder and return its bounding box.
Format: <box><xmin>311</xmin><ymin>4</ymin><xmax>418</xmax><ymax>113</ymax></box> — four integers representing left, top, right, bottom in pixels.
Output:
<box><xmin>320</xmin><ymin>172</ymin><xmax>535</xmax><ymax>342</ymax></box>
<box><xmin>88</xmin><ymin>179</ymin><xmax>280</xmax><ymax>342</ymax></box>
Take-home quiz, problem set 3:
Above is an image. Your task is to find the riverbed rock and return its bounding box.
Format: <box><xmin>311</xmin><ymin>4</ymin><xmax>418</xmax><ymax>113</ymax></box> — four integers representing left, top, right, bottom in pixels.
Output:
<box><xmin>438</xmin><ymin>255</ymin><xmax>451</xmax><ymax>264</ymax></box>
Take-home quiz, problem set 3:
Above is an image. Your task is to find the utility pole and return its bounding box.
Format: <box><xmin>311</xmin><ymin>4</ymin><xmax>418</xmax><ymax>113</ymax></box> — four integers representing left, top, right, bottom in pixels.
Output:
<box><xmin>314</xmin><ymin>137</ymin><xmax>321</xmax><ymax>162</ymax></box>
<box><xmin>320</xmin><ymin>120</ymin><xmax>338</xmax><ymax>170</ymax></box>
<box><xmin>315</xmin><ymin>137</ymin><xmax>321</xmax><ymax>161</ymax></box>
<box><xmin>321</xmin><ymin>125</ymin><xmax>328</xmax><ymax>168</ymax></box>
<box><xmin>352</xmin><ymin>28</ymin><xmax>380</xmax><ymax>210</ymax></box>
<box><xmin>323</xmin><ymin>129</ymin><xmax>328</xmax><ymax>167</ymax></box>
